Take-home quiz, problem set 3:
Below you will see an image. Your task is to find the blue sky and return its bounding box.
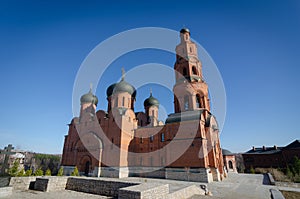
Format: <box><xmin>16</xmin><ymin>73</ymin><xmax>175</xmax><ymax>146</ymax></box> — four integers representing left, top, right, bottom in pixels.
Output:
<box><xmin>0</xmin><ymin>0</ymin><xmax>299</xmax><ymax>154</ymax></box>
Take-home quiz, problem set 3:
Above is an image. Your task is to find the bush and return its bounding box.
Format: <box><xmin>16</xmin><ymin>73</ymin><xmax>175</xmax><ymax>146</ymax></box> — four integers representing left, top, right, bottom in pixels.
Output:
<box><xmin>250</xmin><ymin>166</ymin><xmax>255</xmax><ymax>174</ymax></box>
<box><xmin>34</xmin><ymin>168</ymin><xmax>44</xmax><ymax>176</ymax></box>
<box><xmin>71</xmin><ymin>167</ymin><xmax>79</xmax><ymax>176</ymax></box>
<box><xmin>25</xmin><ymin>169</ymin><xmax>32</xmax><ymax>176</ymax></box>
<box><xmin>45</xmin><ymin>169</ymin><xmax>51</xmax><ymax>176</ymax></box>
<box><xmin>57</xmin><ymin>167</ymin><xmax>64</xmax><ymax>176</ymax></box>
<box><xmin>17</xmin><ymin>168</ymin><xmax>25</xmax><ymax>177</ymax></box>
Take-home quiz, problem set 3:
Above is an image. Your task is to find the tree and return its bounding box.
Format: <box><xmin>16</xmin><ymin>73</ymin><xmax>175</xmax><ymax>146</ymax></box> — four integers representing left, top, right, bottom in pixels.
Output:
<box><xmin>25</xmin><ymin>169</ymin><xmax>32</xmax><ymax>176</ymax></box>
<box><xmin>8</xmin><ymin>160</ymin><xmax>20</xmax><ymax>177</ymax></box>
<box><xmin>71</xmin><ymin>166</ymin><xmax>79</xmax><ymax>176</ymax></box>
<box><xmin>250</xmin><ymin>166</ymin><xmax>255</xmax><ymax>174</ymax></box>
<box><xmin>45</xmin><ymin>169</ymin><xmax>51</xmax><ymax>176</ymax></box>
<box><xmin>57</xmin><ymin>167</ymin><xmax>64</xmax><ymax>176</ymax></box>
<box><xmin>34</xmin><ymin>168</ymin><xmax>44</xmax><ymax>176</ymax></box>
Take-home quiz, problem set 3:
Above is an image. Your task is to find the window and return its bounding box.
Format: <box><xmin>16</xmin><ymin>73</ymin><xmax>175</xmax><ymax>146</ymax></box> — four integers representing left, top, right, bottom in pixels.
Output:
<box><xmin>122</xmin><ymin>97</ymin><xmax>125</xmax><ymax>107</ymax></box>
<box><xmin>184</xmin><ymin>95</ymin><xmax>189</xmax><ymax>110</ymax></box>
<box><xmin>115</xmin><ymin>97</ymin><xmax>118</xmax><ymax>107</ymax></box>
<box><xmin>196</xmin><ymin>94</ymin><xmax>201</xmax><ymax>108</ymax></box>
<box><xmin>183</xmin><ymin>68</ymin><xmax>187</xmax><ymax>76</ymax></box>
<box><xmin>140</xmin><ymin>137</ymin><xmax>143</xmax><ymax>143</ymax></box>
<box><xmin>192</xmin><ymin>66</ymin><xmax>197</xmax><ymax>75</ymax></box>
<box><xmin>150</xmin><ymin>135</ymin><xmax>154</xmax><ymax>142</ymax></box>
<box><xmin>152</xmin><ymin>110</ymin><xmax>155</xmax><ymax>116</ymax></box>
<box><xmin>161</xmin><ymin>133</ymin><xmax>165</xmax><ymax>142</ymax></box>
<box><xmin>190</xmin><ymin>47</ymin><xmax>192</xmax><ymax>52</ymax></box>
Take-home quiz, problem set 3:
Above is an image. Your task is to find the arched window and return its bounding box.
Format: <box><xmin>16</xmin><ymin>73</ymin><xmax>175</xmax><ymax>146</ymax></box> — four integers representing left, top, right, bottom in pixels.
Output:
<box><xmin>183</xmin><ymin>67</ymin><xmax>187</xmax><ymax>76</ymax></box>
<box><xmin>196</xmin><ymin>94</ymin><xmax>201</xmax><ymax>108</ymax></box>
<box><xmin>152</xmin><ymin>110</ymin><xmax>155</xmax><ymax>117</ymax></box>
<box><xmin>115</xmin><ymin>97</ymin><xmax>118</xmax><ymax>107</ymax></box>
<box><xmin>190</xmin><ymin>47</ymin><xmax>192</xmax><ymax>52</ymax></box>
<box><xmin>184</xmin><ymin>95</ymin><xmax>189</xmax><ymax>110</ymax></box>
<box><xmin>161</xmin><ymin>133</ymin><xmax>165</xmax><ymax>142</ymax></box>
<box><xmin>150</xmin><ymin>135</ymin><xmax>154</xmax><ymax>142</ymax></box>
<box><xmin>122</xmin><ymin>97</ymin><xmax>125</xmax><ymax>107</ymax></box>
<box><xmin>192</xmin><ymin>66</ymin><xmax>197</xmax><ymax>75</ymax></box>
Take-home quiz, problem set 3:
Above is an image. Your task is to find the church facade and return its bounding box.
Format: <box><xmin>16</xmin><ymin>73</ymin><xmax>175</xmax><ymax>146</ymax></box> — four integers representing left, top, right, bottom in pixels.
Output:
<box><xmin>61</xmin><ymin>28</ymin><xmax>224</xmax><ymax>182</ymax></box>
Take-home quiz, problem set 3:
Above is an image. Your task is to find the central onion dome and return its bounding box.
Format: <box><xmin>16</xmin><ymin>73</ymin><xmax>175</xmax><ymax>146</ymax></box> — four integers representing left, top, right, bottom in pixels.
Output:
<box><xmin>180</xmin><ymin>27</ymin><xmax>190</xmax><ymax>34</ymax></box>
<box><xmin>106</xmin><ymin>79</ymin><xmax>136</xmax><ymax>98</ymax></box>
<box><xmin>80</xmin><ymin>89</ymin><xmax>98</xmax><ymax>106</ymax></box>
<box><xmin>144</xmin><ymin>93</ymin><xmax>159</xmax><ymax>107</ymax></box>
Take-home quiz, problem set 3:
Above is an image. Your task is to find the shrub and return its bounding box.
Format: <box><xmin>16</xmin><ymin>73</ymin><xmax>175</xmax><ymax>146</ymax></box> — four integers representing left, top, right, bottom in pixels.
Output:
<box><xmin>45</xmin><ymin>169</ymin><xmax>51</xmax><ymax>176</ymax></box>
<box><xmin>250</xmin><ymin>166</ymin><xmax>255</xmax><ymax>174</ymax></box>
<box><xmin>17</xmin><ymin>168</ymin><xmax>25</xmax><ymax>177</ymax></box>
<box><xmin>71</xmin><ymin>167</ymin><xmax>79</xmax><ymax>176</ymax></box>
<box><xmin>34</xmin><ymin>168</ymin><xmax>44</xmax><ymax>176</ymax></box>
<box><xmin>25</xmin><ymin>169</ymin><xmax>32</xmax><ymax>176</ymax></box>
<box><xmin>57</xmin><ymin>167</ymin><xmax>64</xmax><ymax>176</ymax></box>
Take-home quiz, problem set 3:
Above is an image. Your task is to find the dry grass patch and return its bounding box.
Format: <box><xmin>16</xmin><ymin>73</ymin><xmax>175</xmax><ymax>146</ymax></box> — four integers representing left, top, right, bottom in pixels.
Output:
<box><xmin>281</xmin><ymin>190</ymin><xmax>300</xmax><ymax>199</ymax></box>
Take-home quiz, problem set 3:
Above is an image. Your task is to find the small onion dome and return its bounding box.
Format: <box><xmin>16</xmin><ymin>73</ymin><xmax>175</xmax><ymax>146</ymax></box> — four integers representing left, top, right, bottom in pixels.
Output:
<box><xmin>106</xmin><ymin>80</ymin><xmax>136</xmax><ymax>98</ymax></box>
<box><xmin>180</xmin><ymin>28</ymin><xmax>190</xmax><ymax>34</ymax></box>
<box><xmin>144</xmin><ymin>93</ymin><xmax>159</xmax><ymax>107</ymax></box>
<box><xmin>80</xmin><ymin>89</ymin><xmax>98</xmax><ymax>106</ymax></box>
<box><xmin>222</xmin><ymin>149</ymin><xmax>234</xmax><ymax>156</ymax></box>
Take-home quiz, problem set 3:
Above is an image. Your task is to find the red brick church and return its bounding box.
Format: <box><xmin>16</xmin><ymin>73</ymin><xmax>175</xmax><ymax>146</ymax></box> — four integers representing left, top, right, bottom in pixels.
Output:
<box><xmin>61</xmin><ymin>28</ymin><xmax>225</xmax><ymax>182</ymax></box>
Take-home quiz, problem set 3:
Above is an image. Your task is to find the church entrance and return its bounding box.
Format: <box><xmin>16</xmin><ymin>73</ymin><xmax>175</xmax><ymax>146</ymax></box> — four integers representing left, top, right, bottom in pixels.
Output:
<box><xmin>228</xmin><ymin>160</ymin><xmax>233</xmax><ymax>169</ymax></box>
<box><xmin>84</xmin><ymin>161</ymin><xmax>90</xmax><ymax>176</ymax></box>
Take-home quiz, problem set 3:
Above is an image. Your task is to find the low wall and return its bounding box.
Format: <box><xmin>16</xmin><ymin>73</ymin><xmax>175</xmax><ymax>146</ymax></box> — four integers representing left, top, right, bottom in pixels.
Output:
<box><xmin>66</xmin><ymin>177</ymin><xmax>139</xmax><ymax>198</ymax></box>
<box><xmin>129</xmin><ymin>167</ymin><xmax>165</xmax><ymax>179</ymax></box>
<box><xmin>0</xmin><ymin>186</ymin><xmax>12</xmax><ymax>197</ymax></box>
<box><xmin>34</xmin><ymin>176</ymin><xmax>69</xmax><ymax>192</ymax></box>
<box><xmin>0</xmin><ymin>177</ymin><xmax>10</xmax><ymax>187</ymax></box>
<box><xmin>9</xmin><ymin>176</ymin><xmax>38</xmax><ymax>190</ymax></box>
<box><xmin>165</xmin><ymin>168</ymin><xmax>212</xmax><ymax>183</ymax></box>
<box><xmin>119</xmin><ymin>183</ymin><xmax>169</xmax><ymax>199</ymax></box>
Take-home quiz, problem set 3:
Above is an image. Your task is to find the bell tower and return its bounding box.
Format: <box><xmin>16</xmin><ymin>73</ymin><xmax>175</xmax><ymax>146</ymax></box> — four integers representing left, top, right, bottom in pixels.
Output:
<box><xmin>173</xmin><ymin>28</ymin><xmax>210</xmax><ymax>113</ymax></box>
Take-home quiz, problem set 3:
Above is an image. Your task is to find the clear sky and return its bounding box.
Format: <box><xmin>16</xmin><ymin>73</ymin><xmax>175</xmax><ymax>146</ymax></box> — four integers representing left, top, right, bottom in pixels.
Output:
<box><xmin>0</xmin><ymin>0</ymin><xmax>299</xmax><ymax>154</ymax></box>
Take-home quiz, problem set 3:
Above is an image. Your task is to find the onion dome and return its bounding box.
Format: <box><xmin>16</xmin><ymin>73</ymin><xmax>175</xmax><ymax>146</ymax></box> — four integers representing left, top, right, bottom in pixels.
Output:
<box><xmin>144</xmin><ymin>92</ymin><xmax>159</xmax><ymax>107</ymax></box>
<box><xmin>80</xmin><ymin>89</ymin><xmax>98</xmax><ymax>106</ymax></box>
<box><xmin>222</xmin><ymin>149</ymin><xmax>234</xmax><ymax>156</ymax></box>
<box><xmin>180</xmin><ymin>27</ymin><xmax>190</xmax><ymax>34</ymax></box>
<box><xmin>106</xmin><ymin>68</ymin><xmax>136</xmax><ymax>98</ymax></box>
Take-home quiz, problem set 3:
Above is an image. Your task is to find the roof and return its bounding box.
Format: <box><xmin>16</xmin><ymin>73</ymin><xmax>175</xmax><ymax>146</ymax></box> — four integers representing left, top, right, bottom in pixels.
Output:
<box><xmin>165</xmin><ymin>110</ymin><xmax>204</xmax><ymax>124</ymax></box>
<box><xmin>244</xmin><ymin>147</ymin><xmax>283</xmax><ymax>155</ymax></box>
<box><xmin>244</xmin><ymin>139</ymin><xmax>300</xmax><ymax>155</ymax></box>
<box><xmin>284</xmin><ymin>140</ymin><xmax>300</xmax><ymax>149</ymax></box>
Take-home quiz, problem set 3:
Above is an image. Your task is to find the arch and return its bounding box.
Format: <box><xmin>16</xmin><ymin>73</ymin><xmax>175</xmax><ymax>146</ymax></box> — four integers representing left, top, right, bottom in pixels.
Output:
<box><xmin>184</xmin><ymin>95</ymin><xmax>189</xmax><ymax>110</ymax></box>
<box><xmin>79</xmin><ymin>155</ymin><xmax>92</xmax><ymax>176</ymax></box>
<box><xmin>84</xmin><ymin>160</ymin><xmax>90</xmax><ymax>176</ymax></box>
<box><xmin>183</xmin><ymin>67</ymin><xmax>187</xmax><ymax>76</ymax></box>
<box><xmin>192</xmin><ymin>66</ymin><xmax>197</xmax><ymax>75</ymax></box>
<box><xmin>228</xmin><ymin>160</ymin><xmax>233</xmax><ymax>169</ymax></box>
<box><xmin>196</xmin><ymin>94</ymin><xmax>201</xmax><ymax>108</ymax></box>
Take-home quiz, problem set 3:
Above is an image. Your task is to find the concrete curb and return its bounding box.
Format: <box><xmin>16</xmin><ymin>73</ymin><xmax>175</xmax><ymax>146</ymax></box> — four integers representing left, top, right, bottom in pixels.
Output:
<box><xmin>270</xmin><ymin>189</ymin><xmax>285</xmax><ymax>199</ymax></box>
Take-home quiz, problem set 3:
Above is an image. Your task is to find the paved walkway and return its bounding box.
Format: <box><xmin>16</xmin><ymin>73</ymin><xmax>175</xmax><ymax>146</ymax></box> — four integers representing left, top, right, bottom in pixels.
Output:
<box><xmin>3</xmin><ymin>173</ymin><xmax>288</xmax><ymax>199</ymax></box>
<box><xmin>190</xmin><ymin>173</ymin><xmax>272</xmax><ymax>199</ymax></box>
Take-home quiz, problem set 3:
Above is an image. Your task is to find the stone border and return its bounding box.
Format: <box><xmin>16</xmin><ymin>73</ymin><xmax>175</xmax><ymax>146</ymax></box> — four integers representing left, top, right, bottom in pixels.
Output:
<box><xmin>267</xmin><ymin>173</ymin><xmax>276</xmax><ymax>185</ymax></box>
<box><xmin>270</xmin><ymin>189</ymin><xmax>285</xmax><ymax>199</ymax></box>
